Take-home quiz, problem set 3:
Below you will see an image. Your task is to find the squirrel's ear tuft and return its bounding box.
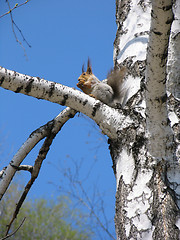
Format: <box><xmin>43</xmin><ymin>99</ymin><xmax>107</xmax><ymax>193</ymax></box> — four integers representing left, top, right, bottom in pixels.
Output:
<box><xmin>87</xmin><ymin>66</ymin><xmax>92</xmax><ymax>74</ymax></box>
<box><xmin>87</xmin><ymin>58</ymin><xmax>92</xmax><ymax>74</ymax></box>
<box><xmin>82</xmin><ymin>63</ymin><xmax>85</xmax><ymax>73</ymax></box>
<box><xmin>87</xmin><ymin>58</ymin><xmax>91</xmax><ymax>68</ymax></box>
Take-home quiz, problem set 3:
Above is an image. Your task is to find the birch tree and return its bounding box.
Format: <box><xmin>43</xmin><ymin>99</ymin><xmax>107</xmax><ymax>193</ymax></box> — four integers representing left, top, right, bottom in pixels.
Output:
<box><xmin>0</xmin><ymin>0</ymin><xmax>180</xmax><ymax>239</ymax></box>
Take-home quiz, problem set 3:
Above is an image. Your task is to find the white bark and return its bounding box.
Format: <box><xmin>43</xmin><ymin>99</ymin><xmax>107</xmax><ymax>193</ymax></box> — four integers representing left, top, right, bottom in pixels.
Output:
<box><xmin>146</xmin><ymin>0</ymin><xmax>174</xmax><ymax>161</ymax></box>
<box><xmin>0</xmin><ymin>67</ymin><xmax>132</xmax><ymax>140</ymax></box>
<box><xmin>113</xmin><ymin>1</ymin><xmax>153</xmax><ymax>238</ymax></box>
<box><xmin>113</xmin><ymin>0</ymin><xmax>180</xmax><ymax>239</ymax></box>
<box><xmin>0</xmin><ymin>107</ymin><xmax>76</xmax><ymax>200</ymax></box>
<box><xmin>167</xmin><ymin>0</ymin><xmax>180</xmax><ymax>99</ymax></box>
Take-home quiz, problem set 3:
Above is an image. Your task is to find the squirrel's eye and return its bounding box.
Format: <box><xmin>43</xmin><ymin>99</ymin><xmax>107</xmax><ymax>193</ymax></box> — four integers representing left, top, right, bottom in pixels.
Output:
<box><xmin>83</xmin><ymin>73</ymin><xmax>86</xmax><ymax>75</ymax></box>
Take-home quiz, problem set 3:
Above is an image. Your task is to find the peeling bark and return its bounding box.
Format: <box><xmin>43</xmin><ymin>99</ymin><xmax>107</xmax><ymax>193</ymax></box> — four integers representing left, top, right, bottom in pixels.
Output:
<box><xmin>167</xmin><ymin>0</ymin><xmax>180</xmax><ymax>99</ymax></box>
<box><xmin>146</xmin><ymin>0</ymin><xmax>174</xmax><ymax>161</ymax></box>
<box><xmin>113</xmin><ymin>0</ymin><xmax>180</xmax><ymax>239</ymax></box>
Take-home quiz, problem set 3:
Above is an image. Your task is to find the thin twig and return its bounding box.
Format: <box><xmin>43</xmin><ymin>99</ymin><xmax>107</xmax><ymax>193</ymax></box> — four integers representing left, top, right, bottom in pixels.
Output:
<box><xmin>0</xmin><ymin>108</ymin><xmax>77</xmax><ymax>201</ymax></box>
<box><xmin>13</xmin><ymin>20</ymin><xmax>31</xmax><ymax>48</ymax></box>
<box><xmin>0</xmin><ymin>217</ymin><xmax>26</xmax><ymax>240</ymax></box>
<box><xmin>5</xmin><ymin>131</ymin><xmax>56</xmax><ymax>235</ymax></box>
<box><xmin>5</xmin><ymin>0</ymin><xmax>31</xmax><ymax>57</ymax></box>
<box><xmin>59</xmin><ymin>161</ymin><xmax>116</xmax><ymax>240</ymax></box>
<box><xmin>0</xmin><ymin>1</ymin><xmax>31</xmax><ymax>18</ymax></box>
<box><xmin>4</xmin><ymin>108</ymin><xmax>77</xmax><ymax>235</ymax></box>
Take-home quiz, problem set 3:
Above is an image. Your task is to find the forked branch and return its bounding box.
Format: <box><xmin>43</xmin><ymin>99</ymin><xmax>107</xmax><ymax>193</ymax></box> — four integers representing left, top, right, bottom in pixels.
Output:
<box><xmin>0</xmin><ymin>107</ymin><xmax>77</xmax><ymax>201</ymax></box>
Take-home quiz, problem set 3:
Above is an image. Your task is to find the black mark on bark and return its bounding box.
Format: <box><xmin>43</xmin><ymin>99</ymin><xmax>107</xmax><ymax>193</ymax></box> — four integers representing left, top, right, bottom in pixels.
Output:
<box><xmin>153</xmin><ymin>30</ymin><xmax>162</xmax><ymax>35</ymax></box>
<box><xmin>61</xmin><ymin>94</ymin><xmax>68</xmax><ymax>106</ymax></box>
<box><xmin>25</xmin><ymin>78</ymin><xmax>34</xmax><ymax>93</ymax></box>
<box><xmin>92</xmin><ymin>102</ymin><xmax>101</xmax><ymax>117</ymax></box>
<box><xmin>48</xmin><ymin>83</ymin><xmax>55</xmax><ymax>97</ymax></box>
<box><xmin>15</xmin><ymin>86</ymin><xmax>23</xmax><ymax>93</ymax></box>
<box><xmin>68</xmin><ymin>112</ymin><xmax>76</xmax><ymax>118</ymax></box>
<box><xmin>0</xmin><ymin>77</ymin><xmax>5</xmax><ymax>86</ymax></box>
<box><xmin>161</xmin><ymin>94</ymin><xmax>167</xmax><ymax>103</ymax></box>
<box><xmin>162</xmin><ymin>5</ymin><xmax>172</xmax><ymax>11</ymax></box>
<box><xmin>166</xmin><ymin>16</ymin><xmax>174</xmax><ymax>25</ymax></box>
<box><xmin>83</xmin><ymin>100</ymin><xmax>88</xmax><ymax>106</ymax></box>
<box><xmin>132</xmin><ymin>134</ymin><xmax>146</xmax><ymax>160</ymax></box>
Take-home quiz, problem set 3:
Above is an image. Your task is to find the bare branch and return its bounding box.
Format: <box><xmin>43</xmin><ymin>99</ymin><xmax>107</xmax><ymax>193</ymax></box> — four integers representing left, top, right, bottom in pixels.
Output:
<box><xmin>4</xmin><ymin>0</ymin><xmax>31</xmax><ymax>57</ymax></box>
<box><xmin>12</xmin><ymin>20</ymin><xmax>31</xmax><ymax>48</ymax></box>
<box><xmin>0</xmin><ymin>1</ymin><xmax>31</xmax><ymax>18</ymax></box>
<box><xmin>57</xmin><ymin>158</ymin><xmax>116</xmax><ymax>240</ymax></box>
<box><xmin>0</xmin><ymin>107</ymin><xmax>77</xmax><ymax>237</ymax></box>
<box><xmin>5</xmin><ymin>135</ymin><xmax>54</xmax><ymax>235</ymax></box>
<box><xmin>0</xmin><ymin>217</ymin><xmax>26</xmax><ymax>240</ymax></box>
<box><xmin>4</xmin><ymin>107</ymin><xmax>77</xmax><ymax>235</ymax></box>
<box><xmin>10</xmin><ymin>164</ymin><xmax>33</xmax><ymax>173</ymax></box>
<box><xmin>0</xmin><ymin>167</ymin><xmax>7</xmax><ymax>178</ymax></box>
<box><xmin>77</xmin><ymin>182</ymin><xmax>116</xmax><ymax>240</ymax></box>
<box><xmin>0</xmin><ymin>66</ymin><xmax>133</xmax><ymax>139</ymax></box>
<box><xmin>0</xmin><ymin>107</ymin><xmax>77</xmax><ymax>200</ymax></box>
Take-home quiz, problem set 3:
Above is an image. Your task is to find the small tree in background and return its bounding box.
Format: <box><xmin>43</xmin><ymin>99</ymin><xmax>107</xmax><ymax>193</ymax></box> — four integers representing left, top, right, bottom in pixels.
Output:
<box><xmin>0</xmin><ymin>182</ymin><xmax>93</xmax><ymax>240</ymax></box>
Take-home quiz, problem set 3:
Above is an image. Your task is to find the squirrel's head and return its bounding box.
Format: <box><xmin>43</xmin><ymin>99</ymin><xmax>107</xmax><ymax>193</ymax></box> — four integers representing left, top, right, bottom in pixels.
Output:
<box><xmin>77</xmin><ymin>59</ymin><xmax>96</xmax><ymax>94</ymax></box>
<box><xmin>78</xmin><ymin>58</ymin><xmax>93</xmax><ymax>81</ymax></box>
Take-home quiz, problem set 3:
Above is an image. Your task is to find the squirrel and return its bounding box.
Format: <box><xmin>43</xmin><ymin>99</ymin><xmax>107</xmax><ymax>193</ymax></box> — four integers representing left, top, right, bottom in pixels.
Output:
<box><xmin>77</xmin><ymin>59</ymin><xmax>127</xmax><ymax>108</ymax></box>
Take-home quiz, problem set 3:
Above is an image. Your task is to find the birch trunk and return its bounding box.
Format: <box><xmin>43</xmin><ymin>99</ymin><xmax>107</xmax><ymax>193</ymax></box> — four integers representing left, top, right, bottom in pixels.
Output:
<box><xmin>113</xmin><ymin>0</ymin><xmax>180</xmax><ymax>239</ymax></box>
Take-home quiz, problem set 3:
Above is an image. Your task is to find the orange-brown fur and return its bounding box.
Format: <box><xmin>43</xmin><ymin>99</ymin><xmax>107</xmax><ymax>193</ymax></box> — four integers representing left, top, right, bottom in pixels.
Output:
<box><xmin>77</xmin><ymin>59</ymin><xmax>99</xmax><ymax>96</ymax></box>
<box><xmin>77</xmin><ymin>59</ymin><xmax>127</xmax><ymax>107</ymax></box>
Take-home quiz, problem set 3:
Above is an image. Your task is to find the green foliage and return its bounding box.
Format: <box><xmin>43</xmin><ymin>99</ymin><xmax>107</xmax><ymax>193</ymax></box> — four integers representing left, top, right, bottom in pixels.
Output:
<box><xmin>0</xmin><ymin>183</ymin><xmax>93</xmax><ymax>240</ymax></box>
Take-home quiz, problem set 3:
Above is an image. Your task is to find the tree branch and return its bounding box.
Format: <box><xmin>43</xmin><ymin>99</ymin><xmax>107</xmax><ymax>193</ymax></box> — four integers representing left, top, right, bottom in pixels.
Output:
<box><xmin>0</xmin><ymin>66</ymin><xmax>133</xmax><ymax>139</ymax></box>
<box><xmin>0</xmin><ymin>1</ymin><xmax>31</xmax><ymax>19</ymax></box>
<box><xmin>5</xmin><ymin>0</ymin><xmax>31</xmax><ymax>56</ymax></box>
<box><xmin>5</xmin><ymin>131</ymin><xmax>56</xmax><ymax>235</ymax></box>
<box><xmin>0</xmin><ymin>217</ymin><xmax>26</xmax><ymax>240</ymax></box>
<box><xmin>10</xmin><ymin>164</ymin><xmax>33</xmax><ymax>173</ymax></box>
<box><xmin>0</xmin><ymin>107</ymin><xmax>77</xmax><ymax>200</ymax></box>
<box><xmin>58</xmin><ymin>159</ymin><xmax>116</xmax><ymax>240</ymax></box>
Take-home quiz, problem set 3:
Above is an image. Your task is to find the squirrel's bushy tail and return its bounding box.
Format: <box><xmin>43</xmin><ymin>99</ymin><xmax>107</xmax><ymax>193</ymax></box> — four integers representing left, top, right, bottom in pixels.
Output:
<box><xmin>107</xmin><ymin>67</ymin><xmax>127</xmax><ymax>106</ymax></box>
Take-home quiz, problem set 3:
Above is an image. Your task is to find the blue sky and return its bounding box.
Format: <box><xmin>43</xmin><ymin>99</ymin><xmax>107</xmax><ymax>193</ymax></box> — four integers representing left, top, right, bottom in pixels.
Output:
<box><xmin>0</xmin><ymin>0</ymin><xmax>117</xmax><ymax>238</ymax></box>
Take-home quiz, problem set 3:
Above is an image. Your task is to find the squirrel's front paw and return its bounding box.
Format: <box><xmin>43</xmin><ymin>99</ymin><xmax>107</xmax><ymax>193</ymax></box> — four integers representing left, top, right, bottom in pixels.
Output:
<box><xmin>89</xmin><ymin>94</ymin><xmax>97</xmax><ymax>99</ymax></box>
